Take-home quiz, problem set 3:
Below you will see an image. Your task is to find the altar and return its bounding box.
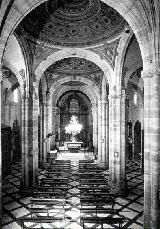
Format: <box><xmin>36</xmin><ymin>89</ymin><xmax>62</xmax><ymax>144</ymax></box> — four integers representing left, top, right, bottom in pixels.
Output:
<box><xmin>64</xmin><ymin>141</ymin><xmax>83</xmax><ymax>150</ymax></box>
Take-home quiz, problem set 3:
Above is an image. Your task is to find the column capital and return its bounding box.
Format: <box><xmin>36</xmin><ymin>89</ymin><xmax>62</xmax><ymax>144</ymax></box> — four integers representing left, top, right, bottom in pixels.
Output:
<box><xmin>108</xmin><ymin>94</ymin><xmax>125</xmax><ymax>100</ymax></box>
<box><xmin>142</xmin><ymin>69</ymin><xmax>160</xmax><ymax>79</ymax></box>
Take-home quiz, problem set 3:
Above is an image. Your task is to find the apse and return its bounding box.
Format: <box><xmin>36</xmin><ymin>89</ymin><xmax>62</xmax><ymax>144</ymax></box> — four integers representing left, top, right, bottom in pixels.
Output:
<box><xmin>57</xmin><ymin>91</ymin><xmax>92</xmax><ymax>147</ymax></box>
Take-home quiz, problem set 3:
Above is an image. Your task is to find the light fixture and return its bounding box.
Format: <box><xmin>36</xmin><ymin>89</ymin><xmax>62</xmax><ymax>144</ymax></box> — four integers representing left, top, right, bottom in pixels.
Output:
<box><xmin>65</xmin><ymin>115</ymin><xmax>82</xmax><ymax>142</ymax></box>
<box><xmin>134</xmin><ymin>91</ymin><xmax>138</xmax><ymax>105</ymax></box>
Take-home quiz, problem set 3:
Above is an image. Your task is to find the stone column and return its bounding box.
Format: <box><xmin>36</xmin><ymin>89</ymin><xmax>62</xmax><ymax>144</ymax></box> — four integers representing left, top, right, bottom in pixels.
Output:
<box><xmin>101</xmin><ymin>99</ymin><xmax>109</xmax><ymax>169</ymax></box>
<box><xmin>92</xmin><ymin>104</ymin><xmax>98</xmax><ymax>155</ymax></box>
<box><xmin>142</xmin><ymin>71</ymin><xmax>160</xmax><ymax>229</ymax></box>
<box><xmin>0</xmin><ymin>71</ymin><xmax>3</xmax><ymax>226</ymax></box>
<box><xmin>120</xmin><ymin>90</ymin><xmax>127</xmax><ymax>191</ymax></box>
<box><xmin>39</xmin><ymin>103</ymin><xmax>44</xmax><ymax>164</ymax></box>
<box><xmin>21</xmin><ymin>85</ymin><xmax>30</xmax><ymax>190</ymax></box>
<box><xmin>57</xmin><ymin>108</ymin><xmax>60</xmax><ymax>146</ymax></box>
<box><xmin>101</xmin><ymin>99</ymin><xmax>107</xmax><ymax>168</ymax></box>
<box><xmin>98</xmin><ymin>99</ymin><xmax>102</xmax><ymax>163</ymax></box>
<box><xmin>42</xmin><ymin>102</ymin><xmax>48</xmax><ymax>162</ymax></box>
<box><xmin>21</xmin><ymin>84</ymin><xmax>39</xmax><ymax>190</ymax></box>
<box><xmin>109</xmin><ymin>93</ymin><xmax>127</xmax><ymax>196</ymax></box>
<box><xmin>31</xmin><ymin>86</ymin><xmax>39</xmax><ymax>187</ymax></box>
<box><xmin>50</xmin><ymin>107</ymin><xmax>58</xmax><ymax>149</ymax></box>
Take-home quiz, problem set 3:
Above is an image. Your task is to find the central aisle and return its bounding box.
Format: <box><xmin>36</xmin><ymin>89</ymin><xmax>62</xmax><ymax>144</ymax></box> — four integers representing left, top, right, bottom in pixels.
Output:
<box><xmin>54</xmin><ymin>150</ymin><xmax>90</xmax><ymax>228</ymax></box>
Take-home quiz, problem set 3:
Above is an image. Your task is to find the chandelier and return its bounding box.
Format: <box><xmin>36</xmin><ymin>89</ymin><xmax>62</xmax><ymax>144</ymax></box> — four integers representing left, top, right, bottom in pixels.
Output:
<box><xmin>65</xmin><ymin>115</ymin><xmax>82</xmax><ymax>142</ymax></box>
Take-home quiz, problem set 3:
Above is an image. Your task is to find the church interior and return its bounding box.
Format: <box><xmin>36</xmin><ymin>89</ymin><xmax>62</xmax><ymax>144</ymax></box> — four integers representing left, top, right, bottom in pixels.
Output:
<box><xmin>0</xmin><ymin>0</ymin><xmax>159</xmax><ymax>228</ymax></box>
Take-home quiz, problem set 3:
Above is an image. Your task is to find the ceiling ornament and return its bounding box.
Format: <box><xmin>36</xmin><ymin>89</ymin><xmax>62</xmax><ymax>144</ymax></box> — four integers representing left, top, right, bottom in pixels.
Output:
<box><xmin>46</xmin><ymin>57</ymin><xmax>101</xmax><ymax>75</ymax></box>
<box><xmin>24</xmin><ymin>37</ymin><xmax>60</xmax><ymax>70</ymax></box>
<box><xmin>88</xmin><ymin>39</ymin><xmax>120</xmax><ymax>69</ymax></box>
<box><xmin>18</xmin><ymin>0</ymin><xmax>126</xmax><ymax>47</ymax></box>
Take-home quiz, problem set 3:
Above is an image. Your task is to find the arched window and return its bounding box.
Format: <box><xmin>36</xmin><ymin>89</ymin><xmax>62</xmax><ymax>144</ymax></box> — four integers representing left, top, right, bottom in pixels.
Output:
<box><xmin>134</xmin><ymin>91</ymin><xmax>138</xmax><ymax>105</ymax></box>
<box><xmin>13</xmin><ymin>88</ymin><xmax>18</xmax><ymax>103</ymax></box>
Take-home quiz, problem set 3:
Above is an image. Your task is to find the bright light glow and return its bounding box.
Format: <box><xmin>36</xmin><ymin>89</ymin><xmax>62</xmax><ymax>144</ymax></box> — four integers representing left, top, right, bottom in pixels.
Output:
<box><xmin>14</xmin><ymin>89</ymin><xmax>18</xmax><ymax>103</ymax></box>
<box><xmin>134</xmin><ymin>91</ymin><xmax>138</xmax><ymax>105</ymax></box>
<box><xmin>65</xmin><ymin>115</ymin><xmax>82</xmax><ymax>137</ymax></box>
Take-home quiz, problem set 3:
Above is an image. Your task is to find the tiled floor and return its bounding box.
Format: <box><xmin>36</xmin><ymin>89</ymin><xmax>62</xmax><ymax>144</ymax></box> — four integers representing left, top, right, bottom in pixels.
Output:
<box><xmin>2</xmin><ymin>152</ymin><xmax>144</xmax><ymax>229</ymax></box>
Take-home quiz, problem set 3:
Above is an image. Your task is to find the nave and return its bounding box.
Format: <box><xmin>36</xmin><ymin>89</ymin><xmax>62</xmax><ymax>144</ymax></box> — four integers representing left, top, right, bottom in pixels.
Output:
<box><xmin>2</xmin><ymin>151</ymin><xmax>143</xmax><ymax>229</ymax></box>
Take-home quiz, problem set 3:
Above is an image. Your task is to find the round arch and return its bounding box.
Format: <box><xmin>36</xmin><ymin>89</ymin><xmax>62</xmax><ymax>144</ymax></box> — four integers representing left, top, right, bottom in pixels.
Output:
<box><xmin>35</xmin><ymin>49</ymin><xmax>112</xmax><ymax>86</ymax></box>
<box><xmin>51</xmin><ymin>85</ymin><xmax>99</xmax><ymax>108</ymax></box>
<box><xmin>114</xmin><ymin>31</ymin><xmax>134</xmax><ymax>94</ymax></box>
<box><xmin>0</xmin><ymin>0</ymin><xmax>152</xmax><ymax>70</ymax></box>
<box><xmin>49</xmin><ymin>74</ymin><xmax>101</xmax><ymax>98</ymax></box>
<box><xmin>2</xmin><ymin>59</ymin><xmax>23</xmax><ymax>91</ymax></box>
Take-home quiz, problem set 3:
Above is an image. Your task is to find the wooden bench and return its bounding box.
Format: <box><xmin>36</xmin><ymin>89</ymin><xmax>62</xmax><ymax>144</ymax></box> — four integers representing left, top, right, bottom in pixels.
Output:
<box><xmin>45</xmin><ymin>173</ymin><xmax>69</xmax><ymax>178</ymax></box>
<box><xmin>80</xmin><ymin>178</ymin><xmax>107</xmax><ymax>183</ymax></box>
<box><xmin>80</xmin><ymin>216</ymin><xmax>126</xmax><ymax>229</ymax></box>
<box><xmin>80</xmin><ymin>207</ymin><xmax>115</xmax><ymax>216</ymax></box>
<box><xmin>54</xmin><ymin>160</ymin><xmax>70</xmax><ymax>164</ymax></box>
<box><xmin>29</xmin><ymin>207</ymin><xmax>66</xmax><ymax>218</ymax></box>
<box><xmin>79</xmin><ymin>186</ymin><xmax>109</xmax><ymax>193</ymax></box>
<box><xmin>20</xmin><ymin>216</ymin><xmax>65</xmax><ymax>229</ymax></box>
<box><xmin>79</xmin><ymin>182</ymin><xmax>107</xmax><ymax>188</ymax></box>
<box><xmin>33</xmin><ymin>191</ymin><xmax>67</xmax><ymax>198</ymax></box>
<box><xmin>47</xmin><ymin>167</ymin><xmax>70</xmax><ymax>172</ymax></box>
<box><xmin>45</xmin><ymin>170</ymin><xmax>69</xmax><ymax>177</ymax></box>
<box><xmin>40</xmin><ymin>180</ymin><xmax>68</xmax><ymax>188</ymax></box>
<box><xmin>36</xmin><ymin>186</ymin><xmax>68</xmax><ymax>192</ymax></box>
<box><xmin>30</xmin><ymin>198</ymin><xmax>66</xmax><ymax>207</ymax></box>
<box><xmin>80</xmin><ymin>192</ymin><xmax>115</xmax><ymax>198</ymax></box>
<box><xmin>79</xmin><ymin>169</ymin><xmax>104</xmax><ymax>173</ymax></box>
<box><xmin>40</xmin><ymin>178</ymin><xmax>68</xmax><ymax>184</ymax></box>
<box><xmin>80</xmin><ymin>197</ymin><xmax>115</xmax><ymax>209</ymax></box>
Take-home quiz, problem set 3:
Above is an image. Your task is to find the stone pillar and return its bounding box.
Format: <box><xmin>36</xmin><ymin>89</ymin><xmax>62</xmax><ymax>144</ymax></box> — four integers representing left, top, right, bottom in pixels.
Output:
<box><xmin>57</xmin><ymin>108</ymin><xmax>60</xmax><ymax>146</ymax></box>
<box><xmin>120</xmin><ymin>90</ymin><xmax>127</xmax><ymax>191</ymax></box>
<box><xmin>92</xmin><ymin>104</ymin><xmax>98</xmax><ymax>155</ymax></box>
<box><xmin>0</xmin><ymin>71</ymin><xmax>3</xmax><ymax>226</ymax></box>
<box><xmin>142</xmin><ymin>71</ymin><xmax>160</xmax><ymax>229</ymax></box>
<box><xmin>21</xmin><ymin>85</ymin><xmax>30</xmax><ymax>190</ymax></box>
<box><xmin>98</xmin><ymin>99</ymin><xmax>102</xmax><ymax>163</ymax></box>
<box><xmin>39</xmin><ymin>104</ymin><xmax>43</xmax><ymax>164</ymax></box>
<box><xmin>109</xmin><ymin>93</ymin><xmax>127</xmax><ymax>196</ymax></box>
<box><xmin>21</xmin><ymin>84</ymin><xmax>39</xmax><ymax>190</ymax></box>
<box><xmin>31</xmin><ymin>87</ymin><xmax>39</xmax><ymax>187</ymax></box>
<box><xmin>101</xmin><ymin>99</ymin><xmax>109</xmax><ymax>169</ymax></box>
<box><xmin>50</xmin><ymin>107</ymin><xmax>58</xmax><ymax>149</ymax></box>
<box><xmin>101</xmin><ymin>99</ymin><xmax>107</xmax><ymax>168</ymax></box>
<box><xmin>42</xmin><ymin>102</ymin><xmax>48</xmax><ymax>162</ymax></box>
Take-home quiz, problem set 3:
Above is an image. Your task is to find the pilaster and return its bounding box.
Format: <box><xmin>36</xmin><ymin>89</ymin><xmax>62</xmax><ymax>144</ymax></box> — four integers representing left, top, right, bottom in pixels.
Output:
<box><xmin>91</xmin><ymin>104</ymin><xmax>98</xmax><ymax>156</ymax></box>
<box><xmin>108</xmin><ymin>93</ymin><xmax>127</xmax><ymax>196</ymax></box>
<box><xmin>0</xmin><ymin>68</ymin><xmax>3</xmax><ymax>227</ymax></box>
<box><xmin>142</xmin><ymin>70</ymin><xmax>160</xmax><ymax>229</ymax></box>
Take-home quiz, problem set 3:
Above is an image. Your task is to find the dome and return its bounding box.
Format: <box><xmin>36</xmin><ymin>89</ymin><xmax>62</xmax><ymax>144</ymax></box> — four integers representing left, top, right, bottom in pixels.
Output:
<box><xmin>17</xmin><ymin>0</ymin><xmax>126</xmax><ymax>47</ymax></box>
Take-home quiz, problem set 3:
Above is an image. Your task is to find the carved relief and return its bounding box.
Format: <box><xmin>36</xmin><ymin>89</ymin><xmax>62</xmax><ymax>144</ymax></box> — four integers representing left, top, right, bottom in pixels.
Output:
<box><xmin>17</xmin><ymin>0</ymin><xmax>126</xmax><ymax>47</ymax></box>
<box><xmin>88</xmin><ymin>39</ymin><xmax>120</xmax><ymax>69</ymax></box>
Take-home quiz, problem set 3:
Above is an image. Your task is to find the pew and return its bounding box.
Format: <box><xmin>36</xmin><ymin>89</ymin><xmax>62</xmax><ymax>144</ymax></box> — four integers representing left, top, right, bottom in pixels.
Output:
<box><xmin>36</xmin><ymin>186</ymin><xmax>68</xmax><ymax>192</ymax></box>
<box><xmin>80</xmin><ymin>216</ymin><xmax>126</xmax><ymax>229</ymax></box>
<box><xmin>79</xmin><ymin>186</ymin><xmax>109</xmax><ymax>193</ymax></box>
<box><xmin>39</xmin><ymin>179</ymin><xmax>68</xmax><ymax>188</ymax></box>
<box><xmin>54</xmin><ymin>160</ymin><xmax>70</xmax><ymax>164</ymax></box>
<box><xmin>30</xmin><ymin>198</ymin><xmax>66</xmax><ymax>207</ymax></box>
<box><xmin>20</xmin><ymin>216</ymin><xmax>65</xmax><ymax>229</ymax></box>
<box><xmin>33</xmin><ymin>191</ymin><xmax>67</xmax><ymax>199</ymax></box>
<box><xmin>40</xmin><ymin>178</ymin><xmax>68</xmax><ymax>184</ymax></box>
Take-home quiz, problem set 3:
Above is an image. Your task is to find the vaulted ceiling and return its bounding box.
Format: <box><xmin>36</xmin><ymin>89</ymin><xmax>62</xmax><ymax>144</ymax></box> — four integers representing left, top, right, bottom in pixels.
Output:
<box><xmin>17</xmin><ymin>0</ymin><xmax>126</xmax><ymax>47</ymax></box>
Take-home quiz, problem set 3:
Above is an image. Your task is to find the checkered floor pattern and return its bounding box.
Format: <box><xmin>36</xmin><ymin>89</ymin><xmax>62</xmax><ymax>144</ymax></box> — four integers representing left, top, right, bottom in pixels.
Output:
<box><xmin>2</xmin><ymin>152</ymin><xmax>144</xmax><ymax>228</ymax></box>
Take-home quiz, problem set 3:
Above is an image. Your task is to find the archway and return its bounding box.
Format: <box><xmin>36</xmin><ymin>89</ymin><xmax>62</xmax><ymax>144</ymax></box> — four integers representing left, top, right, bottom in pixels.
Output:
<box><xmin>0</xmin><ymin>1</ymin><xmax>159</xmax><ymax>228</ymax></box>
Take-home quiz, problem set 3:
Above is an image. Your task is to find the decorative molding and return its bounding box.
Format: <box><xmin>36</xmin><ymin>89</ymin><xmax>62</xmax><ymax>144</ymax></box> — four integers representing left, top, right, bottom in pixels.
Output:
<box><xmin>87</xmin><ymin>39</ymin><xmax>120</xmax><ymax>69</ymax></box>
<box><xmin>25</xmin><ymin>37</ymin><xmax>60</xmax><ymax>70</ymax></box>
<box><xmin>17</xmin><ymin>0</ymin><xmax>125</xmax><ymax>47</ymax></box>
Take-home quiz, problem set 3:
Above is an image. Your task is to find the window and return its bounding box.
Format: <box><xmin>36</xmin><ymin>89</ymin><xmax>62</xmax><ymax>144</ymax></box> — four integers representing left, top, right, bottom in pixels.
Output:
<box><xmin>13</xmin><ymin>88</ymin><xmax>18</xmax><ymax>103</ymax></box>
<box><xmin>134</xmin><ymin>91</ymin><xmax>138</xmax><ymax>105</ymax></box>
